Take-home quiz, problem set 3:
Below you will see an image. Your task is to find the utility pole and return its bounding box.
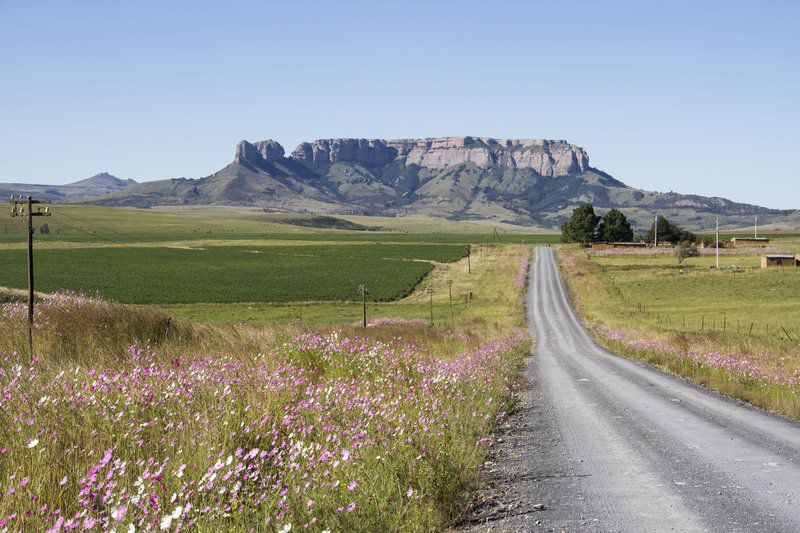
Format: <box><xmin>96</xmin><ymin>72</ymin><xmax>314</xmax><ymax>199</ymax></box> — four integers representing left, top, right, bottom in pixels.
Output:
<box><xmin>715</xmin><ymin>217</ymin><xmax>720</xmax><ymax>269</ymax></box>
<box><xmin>426</xmin><ymin>287</ymin><xmax>434</xmax><ymax>325</ymax></box>
<box><xmin>654</xmin><ymin>212</ymin><xmax>658</xmax><ymax>247</ymax></box>
<box><xmin>357</xmin><ymin>284</ymin><xmax>368</xmax><ymax>327</ymax></box>
<box><xmin>754</xmin><ymin>215</ymin><xmax>758</xmax><ymax>239</ymax></box>
<box><xmin>467</xmin><ymin>246</ymin><xmax>471</xmax><ymax>275</ymax></box>
<box><xmin>447</xmin><ymin>279</ymin><xmax>453</xmax><ymax>317</ymax></box>
<box><xmin>10</xmin><ymin>195</ymin><xmax>51</xmax><ymax>359</ymax></box>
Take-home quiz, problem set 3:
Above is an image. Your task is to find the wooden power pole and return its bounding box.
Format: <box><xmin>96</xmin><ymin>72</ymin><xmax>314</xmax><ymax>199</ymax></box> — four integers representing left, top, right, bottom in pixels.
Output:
<box><xmin>10</xmin><ymin>196</ymin><xmax>51</xmax><ymax>358</ymax></box>
<box><xmin>447</xmin><ymin>279</ymin><xmax>453</xmax><ymax>317</ymax></box>
<box><xmin>357</xmin><ymin>284</ymin><xmax>368</xmax><ymax>327</ymax></box>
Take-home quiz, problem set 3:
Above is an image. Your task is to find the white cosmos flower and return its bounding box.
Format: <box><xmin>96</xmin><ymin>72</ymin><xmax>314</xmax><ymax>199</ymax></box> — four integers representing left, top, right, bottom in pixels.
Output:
<box><xmin>278</xmin><ymin>524</ymin><xmax>292</xmax><ymax>533</ymax></box>
<box><xmin>27</xmin><ymin>438</ymin><xmax>39</xmax><ymax>448</ymax></box>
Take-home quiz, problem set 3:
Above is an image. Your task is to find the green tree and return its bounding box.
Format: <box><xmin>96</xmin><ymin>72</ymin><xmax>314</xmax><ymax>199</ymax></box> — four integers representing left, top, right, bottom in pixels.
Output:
<box><xmin>597</xmin><ymin>208</ymin><xmax>633</xmax><ymax>242</ymax></box>
<box><xmin>561</xmin><ymin>203</ymin><xmax>600</xmax><ymax>244</ymax></box>
<box><xmin>645</xmin><ymin>216</ymin><xmax>697</xmax><ymax>245</ymax></box>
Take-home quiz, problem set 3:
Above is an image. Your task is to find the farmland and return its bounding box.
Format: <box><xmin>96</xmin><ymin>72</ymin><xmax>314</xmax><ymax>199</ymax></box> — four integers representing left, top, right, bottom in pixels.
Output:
<box><xmin>558</xmin><ymin>239</ymin><xmax>800</xmax><ymax>417</ymax></box>
<box><xmin>0</xmin><ymin>205</ymin><xmax>557</xmax><ymax>245</ymax></box>
<box><xmin>0</xmin><ymin>203</ymin><xmax>533</xmax><ymax>530</ymax></box>
<box><xmin>0</xmin><ymin>244</ymin><xmax>467</xmax><ymax>304</ymax></box>
<box><xmin>0</xmin><ymin>205</ymin><xmax>545</xmax><ymax>325</ymax></box>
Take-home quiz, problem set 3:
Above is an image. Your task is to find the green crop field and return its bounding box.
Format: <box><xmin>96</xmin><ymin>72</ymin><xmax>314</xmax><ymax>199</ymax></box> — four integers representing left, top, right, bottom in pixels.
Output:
<box><xmin>0</xmin><ymin>243</ymin><xmax>468</xmax><ymax>304</ymax></box>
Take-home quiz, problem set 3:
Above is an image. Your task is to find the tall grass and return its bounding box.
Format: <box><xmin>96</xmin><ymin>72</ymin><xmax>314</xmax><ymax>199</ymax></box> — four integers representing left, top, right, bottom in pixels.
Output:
<box><xmin>0</xmin><ymin>276</ymin><xmax>529</xmax><ymax>531</ymax></box>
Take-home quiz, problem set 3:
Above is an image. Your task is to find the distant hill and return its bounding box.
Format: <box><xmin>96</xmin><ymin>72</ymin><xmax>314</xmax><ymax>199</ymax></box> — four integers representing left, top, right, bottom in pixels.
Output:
<box><xmin>0</xmin><ymin>172</ymin><xmax>136</xmax><ymax>201</ymax></box>
<box><xmin>68</xmin><ymin>172</ymin><xmax>136</xmax><ymax>190</ymax></box>
<box><xmin>83</xmin><ymin>137</ymin><xmax>797</xmax><ymax>231</ymax></box>
<box><xmin>3</xmin><ymin>138</ymin><xmax>797</xmax><ymax>231</ymax></box>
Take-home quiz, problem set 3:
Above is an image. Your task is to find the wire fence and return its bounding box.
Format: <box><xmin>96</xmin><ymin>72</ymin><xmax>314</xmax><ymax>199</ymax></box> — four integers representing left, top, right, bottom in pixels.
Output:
<box><xmin>628</xmin><ymin>302</ymin><xmax>800</xmax><ymax>342</ymax></box>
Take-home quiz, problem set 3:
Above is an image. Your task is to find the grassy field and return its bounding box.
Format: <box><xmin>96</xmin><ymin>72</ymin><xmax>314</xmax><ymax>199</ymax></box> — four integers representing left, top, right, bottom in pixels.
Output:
<box><xmin>590</xmin><ymin>250</ymin><xmax>800</xmax><ymax>338</ymax></box>
<box><xmin>558</xmin><ymin>238</ymin><xmax>800</xmax><ymax>418</ymax></box>
<box><xmin>0</xmin><ymin>211</ymin><xmax>532</xmax><ymax>531</ymax></box>
<box><xmin>0</xmin><ymin>205</ymin><xmax>556</xmax><ymax>244</ymax></box>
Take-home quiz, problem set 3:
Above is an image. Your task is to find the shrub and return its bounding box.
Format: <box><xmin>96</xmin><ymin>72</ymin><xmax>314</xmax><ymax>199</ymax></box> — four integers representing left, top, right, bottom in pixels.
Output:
<box><xmin>674</xmin><ymin>241</ymin><xmax>700</xmax><ymax>263</ymax></box>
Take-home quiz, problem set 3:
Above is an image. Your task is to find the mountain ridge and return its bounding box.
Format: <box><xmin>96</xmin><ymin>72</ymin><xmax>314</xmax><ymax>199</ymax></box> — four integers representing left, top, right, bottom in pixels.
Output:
<box><xmin>0</xmin><ymin>172</ymin><xmax>137</xmax><ymax>201</ymax></box>
<box><xmin>1</xmin><ymin>137</ymin><xmax>796</xmax><ymax>231</ymax></box>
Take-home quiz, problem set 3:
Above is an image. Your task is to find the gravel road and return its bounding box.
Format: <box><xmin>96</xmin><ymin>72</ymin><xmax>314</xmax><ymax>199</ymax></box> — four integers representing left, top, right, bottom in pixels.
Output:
<box><xmin>460</xmin><ymin>247</ymin><xmax>800</xmax><ymax>532</ymax></box>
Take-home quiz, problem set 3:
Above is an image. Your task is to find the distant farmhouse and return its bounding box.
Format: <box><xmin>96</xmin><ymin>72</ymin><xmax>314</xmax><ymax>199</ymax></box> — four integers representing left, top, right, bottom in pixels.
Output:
<box><xmin>732</xmin><ymin>237</ymin><xmax>770</xmax><ymax>247</ymax></box>
<box><xmin>760</xmin><ymin>254</ymin><xmax>800</xmax><ymax>268</ymax></box>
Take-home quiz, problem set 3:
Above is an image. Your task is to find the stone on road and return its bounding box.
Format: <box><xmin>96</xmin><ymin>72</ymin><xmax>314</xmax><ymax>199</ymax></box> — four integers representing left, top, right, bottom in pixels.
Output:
<box><xmin>462</xmin><ymin>247</ymin><xmax>800</xmax><ymax>532</ymax></box>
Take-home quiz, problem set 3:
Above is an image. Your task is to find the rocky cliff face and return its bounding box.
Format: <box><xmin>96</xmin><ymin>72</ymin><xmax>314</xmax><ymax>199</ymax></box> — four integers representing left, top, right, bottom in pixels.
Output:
<box><xmin>234</xmin><ymin>140</ymin><xmax>285</xmax><ymax>165</ymax></box>
<box><xmin>290</xmin><ymin>138</ymin><xmax>398</xmax><ymax>167</ymax></box>
<box><xmin>236</xmin><ymin>136</ymin><xmax>590</xmax><ymax>177</ymax></box>
<box><xmin>388</xmin><ymin>137</ymin><xmax>589</xmax><ymax>176</ymax></box>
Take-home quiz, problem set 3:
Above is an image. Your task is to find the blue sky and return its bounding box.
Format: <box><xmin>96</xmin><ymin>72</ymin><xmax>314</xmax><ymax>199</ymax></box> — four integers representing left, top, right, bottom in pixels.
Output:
<box><xmin>0</xmin><ymin>1</ymin><xmax>797</xmax><ymax>208</ymax></box>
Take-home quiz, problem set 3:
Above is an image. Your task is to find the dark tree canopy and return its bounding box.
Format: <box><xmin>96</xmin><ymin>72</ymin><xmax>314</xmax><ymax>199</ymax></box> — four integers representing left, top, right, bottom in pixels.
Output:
<box><xmin>645</xmin><ymin>216</ymin><xmax>697</xmax><ymax>245</ymax></box>
<box><xmin>561</xmin><ymin>203</ymin><xmax>600</xmax><ymax>244</ymax></box>
<box><xmin>597</xmin><ymin>208</ymin><xmax>634</xmax><ymax>242</ymax></box>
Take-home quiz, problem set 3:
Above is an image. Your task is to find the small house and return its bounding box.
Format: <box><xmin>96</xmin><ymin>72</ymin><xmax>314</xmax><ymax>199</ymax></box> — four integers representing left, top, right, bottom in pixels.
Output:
<box><xmin>760</xmin><ymin>255</ymin><xmax>797</xmax><ymax>268</ymax></box>
<box><xmin>732</xmin><ymin>237</ymin><xmax>770</xmax><ymax>247</ymax></box>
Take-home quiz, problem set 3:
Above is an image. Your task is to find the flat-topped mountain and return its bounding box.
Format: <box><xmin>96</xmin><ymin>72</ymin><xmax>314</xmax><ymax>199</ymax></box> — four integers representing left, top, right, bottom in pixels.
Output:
<box><xmin>4</xmin><ymin>137</ymin><xmax>796</xmax><ymax>230</ymax></box>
